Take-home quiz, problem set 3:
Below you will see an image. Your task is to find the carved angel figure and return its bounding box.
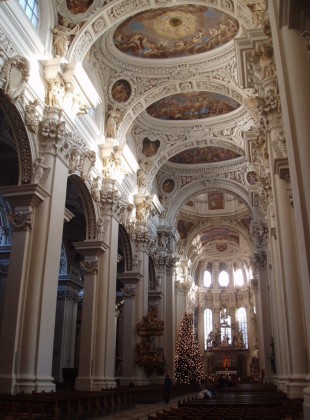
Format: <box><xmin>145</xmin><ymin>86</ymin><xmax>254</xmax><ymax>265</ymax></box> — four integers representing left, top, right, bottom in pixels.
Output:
<box><xmin>52</xmin><ymin>19</ymin><xmax>80</xmax><ymax>58</ymax></box>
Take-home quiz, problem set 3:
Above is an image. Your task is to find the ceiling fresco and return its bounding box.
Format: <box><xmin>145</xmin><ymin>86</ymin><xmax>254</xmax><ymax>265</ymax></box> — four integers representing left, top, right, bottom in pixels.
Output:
<box><xmin>200</xmin><ymin>227</ymin><xmax>240</xmax><ymax>246</ymax></box>
<box><xmin>169</xmin><ymin>146</ymin><xmax>241</xmax><ymax>164</ymax></box>
<box><xmin>66</xmin><ymin>0</ymin><xmax>94</xmax><ymax>14</ymax></box>
<box><xmin>113</xmin><ymin>5</ymin><xmax>239</xmax><ymax>59</ymax></box>
<box><xmin>146</xmin><ymin>92</ymin><xmax>240</xmax><ymax>120</ymax></box>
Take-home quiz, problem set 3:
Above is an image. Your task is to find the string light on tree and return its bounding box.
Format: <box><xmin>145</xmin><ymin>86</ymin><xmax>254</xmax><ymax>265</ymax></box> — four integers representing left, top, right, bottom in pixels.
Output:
<box><xmin>175</xmin><ymin>312</ymin><xmax>204</xmax><ymax>384</ymax></box>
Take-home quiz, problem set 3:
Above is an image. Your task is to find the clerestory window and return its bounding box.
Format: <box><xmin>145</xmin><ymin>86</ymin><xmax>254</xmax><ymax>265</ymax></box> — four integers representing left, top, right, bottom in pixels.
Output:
<box><xmin>19</xmin><ymin>0</ymin><xmax>39</xmax><ymax>29</ymax></box>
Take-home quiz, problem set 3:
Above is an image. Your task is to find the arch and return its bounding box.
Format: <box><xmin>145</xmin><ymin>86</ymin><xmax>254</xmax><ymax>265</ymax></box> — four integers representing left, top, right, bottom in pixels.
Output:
<box><xmin>118</xmin><ymin>224</ymin><xmax>133</xmax><ymax>272</ymax></box>
<box><xmin>69</xmin><ymin>175</ymin><xmax>97</xmax><ymax>240</ymax></box>
<box><xmin>165</xmin><ymin>179</ymin><xmax>253</xmax><ymax>226</ymax></box>
<box><xmin>0</xmin><ymin>91</ymin><xmax>32</xmax><ymax>185</ymax></box>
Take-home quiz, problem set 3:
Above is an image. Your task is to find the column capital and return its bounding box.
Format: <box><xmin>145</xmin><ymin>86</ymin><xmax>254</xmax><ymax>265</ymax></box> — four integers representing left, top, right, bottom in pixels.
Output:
<box><xmin>0</xmin><ymin>184</ymin><xmax>49</xmax><ymax>208</ymax></box>
<box><xmin>73</xmin><ymin>240</ymin><xmax>108</xmax><ymax>257</ymax></box>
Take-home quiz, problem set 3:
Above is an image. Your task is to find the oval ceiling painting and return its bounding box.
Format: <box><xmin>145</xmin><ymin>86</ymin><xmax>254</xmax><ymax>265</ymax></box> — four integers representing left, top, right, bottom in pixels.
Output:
<box><xmin>169</xmin><ymin>146</ymin><xmax>241</xmax><ymax>164</ymax></box>
<box><xmin>113</xmin><ymin>5</ymin><xmax>239</xmax><ymax>59</ymax></box>
<box><xmin>66</xmin><ymin>0</ymin><xmax>94</xmax><ymax>14</ymax></box>
<box><xmin>147</xmin><ymin>92</ymin><xmax>240</xmax><ymax>120</ymax></box>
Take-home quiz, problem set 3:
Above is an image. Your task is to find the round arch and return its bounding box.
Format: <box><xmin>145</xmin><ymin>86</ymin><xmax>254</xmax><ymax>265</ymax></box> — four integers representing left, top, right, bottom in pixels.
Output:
<box><xmin>118</xmin><ymin>224</ymin><xmax>133</xmax><ymax>272</ymax></box>
<box><xmin>0</xmin><ymin>91</ymin><xmax>33</xmax><ymax>185</ymax></box>
<box><xmin>69</xmin><ymin>175</ymin><xmax>98</xmax><ymax>240</ymax></box>
<box><xmin>165</xmin><ymin>179</ymin><xmax>253</xmax><ymax>226</ymax></box>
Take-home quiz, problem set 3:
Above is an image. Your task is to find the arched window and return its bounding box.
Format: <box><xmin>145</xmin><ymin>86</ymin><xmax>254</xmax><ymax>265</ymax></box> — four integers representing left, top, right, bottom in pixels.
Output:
<box><xmin>234</xmin><ymin>268</ymin><xmax>244</xmax><ymax>287</ymax></box>
<box><xmin>219</xmin><ymin>270</ymin><xmax>229</xmax><ymax>287</ymax></box>
<box><xmin>204</xmin><ymin>308</ymin><xmax>213</xmax><ymax>350</ymax></box>
<box><xmin>236</xmin><ymin>307</ymin><xmax>248</xmax><ymax>348</ymax></box>
<box><xmin>220</xmin><ymin>312</ymin><xmax>232</xmax><ymax>344</ymax></box>
<box><xmin>203</xmin><ymin>270</ymin><xmax>212</xmax><ymax>288</ymax></box>
<box><xmin>19</xmin><ymin>0</ymin><xmax>39</xmax><ymax>29</ymax></box>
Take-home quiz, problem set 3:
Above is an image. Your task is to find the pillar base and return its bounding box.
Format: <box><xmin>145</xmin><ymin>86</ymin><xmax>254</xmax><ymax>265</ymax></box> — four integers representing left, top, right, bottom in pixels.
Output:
<box><xmin>0</xmin><ymin>374</ymin><xmax>56</xmax><ymax>394</ymax></box>
<box><xmin>75</xmin><ymin>376</ymin><xmax>117</xmax><ymax>390</ymax></box>
<box><xmin>275</xmin><ymin>375</ymin><xmax>307</xmax><ymax>398</ymax></box>
<box><xmin>303</xmin><ymin>386</ymin><xmax>310</xmax><ymax>419</ymax></box>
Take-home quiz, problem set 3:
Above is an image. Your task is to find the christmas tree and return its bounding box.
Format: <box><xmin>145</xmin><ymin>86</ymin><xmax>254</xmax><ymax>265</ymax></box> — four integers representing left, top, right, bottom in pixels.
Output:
<box><xmin>175</xmin><ymin>312</ymin><xmax>205</xmax><ymax>384</ymax></box>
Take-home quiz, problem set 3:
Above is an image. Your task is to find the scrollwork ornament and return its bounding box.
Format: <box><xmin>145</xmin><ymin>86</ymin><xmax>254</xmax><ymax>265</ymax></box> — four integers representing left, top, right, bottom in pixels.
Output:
<box><xmin>124</xmin><ymin>286</ymin><xmax>136</xmax><ymax>297</ymax></box>
<box><xmin>7</xmin><ymin>211</ymin><xmax>32</xmax><ymax>230</ymax></box>
<box><xmin>0</xmin><ymin>55</ymin><xmax>30</xmax><ymax>102</ymax></box>
<box><xmin>81</xmin><ymin>260</ymin><xmax>98</xmax><ymax>274</ymax></box>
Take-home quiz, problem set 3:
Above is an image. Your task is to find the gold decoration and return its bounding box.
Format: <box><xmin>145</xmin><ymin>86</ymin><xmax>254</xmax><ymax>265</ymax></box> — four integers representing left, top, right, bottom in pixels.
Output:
<box><xmin>136</xmin><ymin>307</ymin><xmax>165</xmax><ymax>377</ymax></box>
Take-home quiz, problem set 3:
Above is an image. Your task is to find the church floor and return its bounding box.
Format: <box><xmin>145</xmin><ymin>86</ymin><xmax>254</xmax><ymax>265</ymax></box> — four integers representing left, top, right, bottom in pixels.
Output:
<box><xmin>92</xmin><ymin>393</ymin><xmax>194</xmax><ymax>419</ymax></box>
<box><xmin>91</xmin><ymin>391</ymin><xmax>304</xmax><ymax>420</ymax></box>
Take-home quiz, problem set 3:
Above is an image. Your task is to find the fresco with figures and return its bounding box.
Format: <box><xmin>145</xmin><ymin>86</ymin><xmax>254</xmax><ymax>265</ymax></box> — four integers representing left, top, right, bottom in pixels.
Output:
<box><xmin>113</xmin><ymin>5</ymin><xmax>239</xmax><ymax>59</ymax></box>
<box><xmin>147</xmin><ymin>92</ymin><xmax>240</xmax><ymax>121</ymax></box>
<box><xmin>66</xmin><ymin>0</ymin><xmax>93</xmax><ymax>14</ymax></box>
<box><xmin>169</xmin><ymin>146</ymin><xmax>241</xmax><ymax>164</ymax></box>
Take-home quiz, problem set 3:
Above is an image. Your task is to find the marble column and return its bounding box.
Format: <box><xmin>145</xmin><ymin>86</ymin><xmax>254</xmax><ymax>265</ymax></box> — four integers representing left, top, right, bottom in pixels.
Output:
<box><xmin>92</xmin><ymin>210</ymin><xmax>119</xmax><ymax>389</ymax></box>
<box><xmin>268</xmin><ymin>1</ymin><xmax>310</xmax><ymax>407</ymax></box>
<box><xmin>117</xmin><ymin>272</ymin><xmax>142</xmax><ymax>385</ymax></box>
<box><xmin>0</xmin><ymin>184</ymin><xmax>48</xmax><ymax>394</ymax></box>
<box><xmin>73</xmin><ymin>240</ymin><xmax>107</xmax><ymax>391</ymax></box>
<box><xmin>272</xmin><ymin>161</ymin><xmax>307</xmax><ymax>396</ymax></box>
<box><xmin>164</xmin><ymin>263</ymin><xmax>176</xmax><ymax>378</ymax></box>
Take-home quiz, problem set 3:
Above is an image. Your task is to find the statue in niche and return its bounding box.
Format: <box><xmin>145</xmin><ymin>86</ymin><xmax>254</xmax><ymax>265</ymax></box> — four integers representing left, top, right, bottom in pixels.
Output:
<box><xmin>105</xmin><ymin>107</ymin><xmax>121</xmax><ymax>138</ymax></box>
<box><xmin>52</xmin><ymin>18</ymin><xmax>79</xmax><ymax>58</ymax></box>
<box><xmin>33</xmin><ymin>157</ymin><xmax>49</xmax><ymax>184</ymax></box>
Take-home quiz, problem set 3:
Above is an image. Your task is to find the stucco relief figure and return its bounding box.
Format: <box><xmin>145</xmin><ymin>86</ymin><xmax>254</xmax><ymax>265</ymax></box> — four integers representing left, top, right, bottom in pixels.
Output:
<box><xmin>52</xmin><ymin>19</ymin><xmax>79</xmax><ymax>58</ymax></box>
<box><xmin>48</xmin><ymin>78</ymin><xmax>65</xmax><ymax>108</ymax></box>
<box><xmin>25</xmin><ymin>99</ymin><xmax>40</xmax><ymax>133</ymax></box>
<box><xmin>33</xmin><ymin>157</ymin><xmax>49</xmax><ymax>184</ymax></box>
<box><xmin>105</xmin><ymin>107</ymin><xmax>121</xmax><ymax>138</ymax></box>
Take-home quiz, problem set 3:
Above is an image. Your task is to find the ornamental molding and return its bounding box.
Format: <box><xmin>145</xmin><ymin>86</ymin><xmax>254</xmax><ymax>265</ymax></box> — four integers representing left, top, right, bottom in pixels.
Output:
<box><xmin>57</xmin><ymin>289</ymin><xmax>80</xmax><ymax>303</ymax></box>
<box><xmin>97</xmin><ymin>31</ymin><xmax>239</xmax><ymax>77</ymax></box>
<box><xmin>68</xmin><ymin>0</ymin><xmax>253</xmax><ymax>63</ymax></box>
<box><xmin>0</xmin><ymin>55</ymin><xmax>30</xmax><ymax>102</ymax></box>
<box><xmin>80</xmin><ymin>260</ymin><xmax>99</xmax><ymax>274</ymax></box>
<box><xmin>0</xmin><ymin>27</ymin><xmax>19</xmax><ymax>59</ymax></box>
<box><xmin>7</xmin><ymin>210</ymin><xmax>32</xmax><ymax>231</ymax></box>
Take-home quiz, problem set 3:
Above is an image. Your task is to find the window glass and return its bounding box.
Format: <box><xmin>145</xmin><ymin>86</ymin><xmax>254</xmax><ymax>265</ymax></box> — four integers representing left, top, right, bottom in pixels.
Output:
<box><xmin>219</xmin><ymin>270</ymin><xmax>229</xmax><ymax>287</ymax></box>
<box><xmin>204</xmin><ymin>309</ymin><xmax>213</xmax><ymax>350</ymax></box>
<box><xmin>203</xmin><ymin>270</ymin><xmax>212</xmax><ymax>288</ymax></box>
<box><xmin>19</xmin><ymin>0</ymin><xmax>39</xmax><ymax>29</ymax></box>
<box><xmin>234</xmin><ymin>268</ymin><xmax>244</xmax><ymax>287</ymax></box>
<box><xmin>236</xmin><ymin>307</ymin><xmax>248</xmax><ymax>348</ymax></box>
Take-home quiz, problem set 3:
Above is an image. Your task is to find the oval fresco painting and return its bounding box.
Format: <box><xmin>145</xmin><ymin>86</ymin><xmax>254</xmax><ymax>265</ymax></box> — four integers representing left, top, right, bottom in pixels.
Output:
<box><xmin>147</xmin><ymin>92</ymin><xmax>240</xmax><ymax>120</ymax></box>
<box><xmin>111</xmin><ymin>79</ymin><xmax>131</xmax><ymax>103</ymax></box>
<box><xmin>169</xmin><ymin>146</ymin><xmax>241</xmax><ymax>164</ymax></box>
<box><xmin>66</xmin><ymin>0</ymin><xmax>94</xmax><ymax>14</ymax></box>
<box><xmin>113</xmin><ymin>5</ymin><xmax>239</xmax><ymax>59</ymax></box>
<box><xmin>247</xmin><ymin>170</ymin><xmax>259</xmax><ymax>185</ymax></box>
<box><xmin>142</xmin><ymin>137</ymin><xmax>160</xmax><ymax>157</ymax></box>
<box><xmin>162</xmin><ymin>178</ymin><xmax>175</xmax><ymax>193</ymax></box>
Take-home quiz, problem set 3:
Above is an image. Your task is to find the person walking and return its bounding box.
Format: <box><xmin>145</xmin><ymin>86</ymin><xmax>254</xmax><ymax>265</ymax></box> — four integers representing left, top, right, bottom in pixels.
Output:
<box><xmin>164</xmin><ymin>373</ymin><xmax>172</xmax><ymax>403</ymax></box>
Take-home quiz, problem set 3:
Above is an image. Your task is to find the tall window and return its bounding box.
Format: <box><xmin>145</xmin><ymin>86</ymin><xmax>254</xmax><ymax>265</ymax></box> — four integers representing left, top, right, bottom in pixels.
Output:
<box><xmin>204</xmin><ymin>308</ymin><xmax>213</xmax><ymax>350</ymax></box>
<box><xmin>219</xmin><ymin>270</ymin><xmax>229</xmax><ymax>287</ymax></box>
<box><xmin>19</xmin><ymin>0</ymin><xmax>39</xmax><ymax>29</ymax></box>
<box><xmin>234</xmin><ymin>268</ymin><xmax>244</xmax><ymax>287</ymax></box>
<box><xmin>236</xmin><ymin>307</ymin><xmax>248</xmax><ymax>348</ymax></box>
<box><xmin>220</xmin><ymin>307</ymin><xmax>232</xmax><ymax>344</ymax></box>
<box><xmin>203</xmin><ymin>270</ymin><xmax>212</xmax><ymax>288</ymax></box>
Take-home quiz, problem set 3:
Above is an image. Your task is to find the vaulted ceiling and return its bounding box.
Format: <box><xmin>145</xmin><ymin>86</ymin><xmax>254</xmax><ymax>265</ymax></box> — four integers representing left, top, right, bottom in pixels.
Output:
<box><xmin>58</xmin><ymin>0</ymin><xmax>267</xmax><ymax>269</ymax></box>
